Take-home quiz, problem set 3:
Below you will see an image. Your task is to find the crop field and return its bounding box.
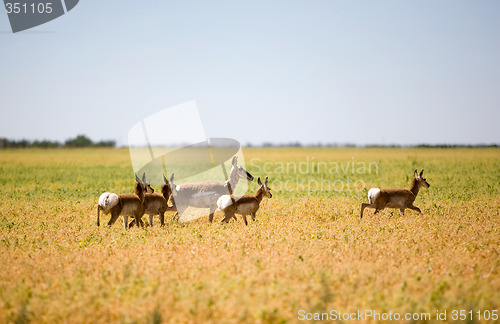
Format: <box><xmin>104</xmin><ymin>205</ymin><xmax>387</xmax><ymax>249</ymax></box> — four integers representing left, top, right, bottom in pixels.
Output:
<box><xmin>0</xmin><ymin>147</ymin><xmax>499</xmax><ymax>323</ymax></box>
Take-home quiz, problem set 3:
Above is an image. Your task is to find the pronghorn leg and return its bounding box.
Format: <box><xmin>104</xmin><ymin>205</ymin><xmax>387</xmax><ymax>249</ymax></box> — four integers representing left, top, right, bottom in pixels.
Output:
<box><xmin>107</xmin><ymin>210</ymin><xmax>120</xmax><ymax>226</ymax></box>
<box><xmin>221</xmin><ymin>211</ymin><xmax>234</xmax><ymax>223</ymax></box>
<box><xmin>128</xmin><ymin>218</ymin><xmax>145</xmax><ymax>228</ymax></box>
<box><xmin>174</xmin><ymin>205</ymin><xmax>187</xmax><ymax>221</ymax></box>
<box><xmin>159</xmin><ymin>212</ymin><xmax>165</xmax><ymax>227</ymax></box>
<box><xmin>123</xmin><ymin>215</ymin><xmax>129</xmax><ymax>229</ymax></box>
<box><xmin>149</xmin><ymin>214</ymin><xmax>154</xmax><ymax>227</ymax></box>
<box><xmin>133</xmin><ymin>213</ymin><xmax>143</xmax><ymax>228</ymax></box>
<box><xmin>399</xmin><ymin>209</ymin><xmax>405</xmax><ymax>216</ymax></box>
<box><xmin>242</xmin><ymin>215</ymin><xmax>248</xmax><ymax>226</ymax></box>
<box><xmin>221</xmin><ymin>211</ymin><xmax>237</xmax><ymax>222</ymax></box>
<box><xmin>360</xmin><ymin>203</ymin><xmax>375</xmax><ymax>218</ymax></box>
<box><xmin>208</xmin><ymin>206</ymin><xmax>216</xmax><ymax>223</ymax></box>
<box><xmin>251</xmin><ymin>212</ymin><xmax>256</xmax><ymax>222</ymax></box>
<box><xmin>408</xmin><ymin>205</ymin><xmax>422</xmax><ymax>213</ymax></box>
<box><xmin>167</xmin><ymin>202</ymin><xmax>177</xmax><ymax>219</ymax></box>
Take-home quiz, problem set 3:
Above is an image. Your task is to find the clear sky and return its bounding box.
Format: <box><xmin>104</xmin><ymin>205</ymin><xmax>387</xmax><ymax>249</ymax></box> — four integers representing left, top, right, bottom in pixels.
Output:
<box><xmin>1</xmin><ymin>1</ymin><xmax>499</xmax><ymax>146</ymax></box>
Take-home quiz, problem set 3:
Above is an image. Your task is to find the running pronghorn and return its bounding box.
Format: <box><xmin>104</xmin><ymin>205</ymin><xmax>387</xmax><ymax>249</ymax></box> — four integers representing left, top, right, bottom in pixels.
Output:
<box><xmin>217</xmin><ymin>177</ymin><xmax>272</xmax><ymax>226</ymax></box>
<box><xmin>128</xmin><ymin>174</ymin><xmax>175</xmax><ymax>227</ymax></box>
<box><xmin>170</xmin><ymin>156</ymin><xmax>254</xmax><ymax>222</ymax></box>
<box><xmin>97</xmin><ymin>173</ymin><xmax>147</xmax><ymax>228</ymax></box>
<box><xmin>360</xmin><ymin>170</ymin><xmax>430</xmax><ymax>218</ymax></box>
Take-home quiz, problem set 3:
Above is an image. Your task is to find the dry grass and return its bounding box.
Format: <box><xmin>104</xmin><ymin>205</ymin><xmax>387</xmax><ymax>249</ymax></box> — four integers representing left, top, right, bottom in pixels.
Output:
<box><xmin>0</xmin><ymin>147</ymin><xmax>499</xmax><ymax>323</ymax></box>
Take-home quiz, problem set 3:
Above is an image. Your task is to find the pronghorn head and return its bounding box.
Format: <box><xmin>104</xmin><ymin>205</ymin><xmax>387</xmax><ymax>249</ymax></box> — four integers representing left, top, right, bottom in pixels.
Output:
<box><xmin>162</xmin><ymin>173</ymin><xmax>172</xmax><ymax>199</ymax></box>
<box><xmin>134</xmin><ymin>173</ymin><xmax>147</xmax><ymax>202</ymax></box>
<box><xmin>142</xmin><ymin>173</ymin><xmax>155</xmax><ymax>193</ymax></box>
<box><xmin>230</xmin><ymin>156</ymin><xmax>254</xmax><ymax>181</ymax></box>
<box><xmin>414</xmin><ymin>170</ymin><xmax>430</xmax><ymax>188</ymax></box>
<box><xmin>257</xmin><ymin>177</ymin><xmax>272</xmax><ymax>198</ymax></box>
<box><xmin>169</xmin><ymin>173</ymin><xmax>179</xmax><ymax>197</ymax></box>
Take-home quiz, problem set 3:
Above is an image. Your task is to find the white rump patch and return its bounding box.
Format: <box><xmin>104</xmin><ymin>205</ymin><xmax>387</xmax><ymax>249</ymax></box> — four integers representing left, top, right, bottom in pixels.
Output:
<box><xmin>217</xmin><ymin>195</ymin><xmax>233</xmax><ymax>210</ymax></box>
<box><xmin>98</xmin><ymin>192</ymin><xmax>119</xmax><ymax>211</ymax></box>
<box><xmin>367</xmin><ymin>188</ymin><xmax>380</xmax><ymax>204</ymax></box>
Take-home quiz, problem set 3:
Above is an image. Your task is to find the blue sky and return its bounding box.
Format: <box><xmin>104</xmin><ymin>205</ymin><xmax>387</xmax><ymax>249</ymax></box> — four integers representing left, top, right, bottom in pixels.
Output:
<box><xmin>1</xmin><ymin>1</ymin><xmax>499</xmax><ymax>146</ymax></box>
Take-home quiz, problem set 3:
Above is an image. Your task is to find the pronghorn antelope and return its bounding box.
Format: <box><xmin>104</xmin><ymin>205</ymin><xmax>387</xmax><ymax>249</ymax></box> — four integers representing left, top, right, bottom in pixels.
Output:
<box><xmin>97</xmin><ymin>173</ymin><xmax>147</xmax><ymax>228</ymax></box>
<box><xmin>128</xmin><ymin>174</ymin><xmax>175</xmax><ymax>227</ymax></box>
<box><xmin>217</xmin><ymin>177</ymin><xmax>272</xmax><ymax>226</ymax></box>
<box><xmin>360</xmin><ymin>170</ymin><xmax>430</xmax><ymax>218</ymax></box>
<box><xmin>170</xmin><ymin>156</ymin><xmax>254</xmax><ymax>222</ymax></box>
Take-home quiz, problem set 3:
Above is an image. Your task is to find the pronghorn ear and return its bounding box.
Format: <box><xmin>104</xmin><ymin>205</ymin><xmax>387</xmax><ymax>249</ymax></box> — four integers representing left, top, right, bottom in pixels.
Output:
<box><xmin>257</xmin><ymin>177</ymin><xmax>262</xmax><ymax>186</ymax></box>
<box><xmin>420</xmin><ymin>170</ymin><xmax>424</xmax><ymax>177</ymax></box>
<box><xmin>232</xmin><ymin>156</ymin><xmax>237</xmax><ymax>166</ymax></box>
<box><xmin>135</xmin><ymin>173</ymin><xmax>141</xmax><ymax>183</ymax></box>
<box><xmin>163</xmin><ymin>173</ymin><xmax>168</xmax><ymax>184</ymax></box>
<box><xmin>414</xmin><ymin>170</ymin><xmax>418</xmax><ymax>178</ymax></box>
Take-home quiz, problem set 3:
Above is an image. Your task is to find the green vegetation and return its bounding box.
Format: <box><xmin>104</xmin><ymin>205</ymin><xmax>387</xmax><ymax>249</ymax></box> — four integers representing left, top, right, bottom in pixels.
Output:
<box><xmin>0</xmin><ymin>147</ymin><xmax>498</xmax><ymax>323</ymax></box>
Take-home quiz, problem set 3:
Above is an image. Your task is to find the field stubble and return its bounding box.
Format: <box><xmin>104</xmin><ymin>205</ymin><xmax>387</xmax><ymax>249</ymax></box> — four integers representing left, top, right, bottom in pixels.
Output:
<box><xmin>0</xmin><ymin>148</ymin><xmax>499</xmax><ymax>323</ymax></box>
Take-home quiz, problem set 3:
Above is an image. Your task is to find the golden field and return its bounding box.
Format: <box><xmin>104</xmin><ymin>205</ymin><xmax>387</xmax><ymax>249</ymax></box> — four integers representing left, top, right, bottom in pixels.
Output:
<box><xmin>0</xmin><ymin>147</ymin><xmax>499</xmax><ymax>323</ymax></box>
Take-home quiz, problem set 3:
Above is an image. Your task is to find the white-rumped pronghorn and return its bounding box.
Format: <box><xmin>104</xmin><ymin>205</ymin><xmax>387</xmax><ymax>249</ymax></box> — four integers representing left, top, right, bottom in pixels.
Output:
<box><xmin>170</xmin><ymin>156</ymin><xmax>254</xmax><ymax>222</ymax></box>
<box><xmin>360</xmin><ymin>170</ymin><xmax>430</xmax><ymax>218</ymax></box>
<box><xmin>217</xmin><ymin>177</ymin><xmax>272</xmax><ymax>226</ymax></box>
<box><xmin>97</xmin><ymin>173</ymin><xmax>147</xmax><ymax>228</ymax></box>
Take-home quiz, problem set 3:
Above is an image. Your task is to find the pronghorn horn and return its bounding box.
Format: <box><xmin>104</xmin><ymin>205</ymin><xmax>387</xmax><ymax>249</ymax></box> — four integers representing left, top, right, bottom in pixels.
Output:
<box><xmin>142</xmin><ymin>172</ymin><xmax>147</xmax><ymax>183</ymax></box>
<box><xmin>257</xmin><ymin>177</ymin><xmax>262</xmax><ymax>186</ymax></box>
<box><xmin>170</xmin><ymin>173</ymin><xmax>175</xmax><ymax>183</ymax></box>
<box><xmin>232</xmin><ymin>156</ymin><xmax>237</xmax><ymax>166</ymax></box>
<box><xmin>265</xmin><ymin>177</ymin><xmax>268</xmax><ymax>186</ymax></box>
<box><xmin>163</xmin><ymin>173</ymin><xmax>168</xmax><ymax>184</ymax></box>
<box><xmin>135</xmin><ymin>173</ymin><xmax>141</xmax><ymax>183</ymax></box>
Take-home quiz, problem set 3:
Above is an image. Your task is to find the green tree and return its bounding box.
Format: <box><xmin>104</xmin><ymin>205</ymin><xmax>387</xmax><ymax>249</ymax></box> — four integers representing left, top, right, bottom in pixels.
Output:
<box><xmin>64</xmin><ymin>135</ymin><xmax>93</xmax><ymax>147</ymax></box>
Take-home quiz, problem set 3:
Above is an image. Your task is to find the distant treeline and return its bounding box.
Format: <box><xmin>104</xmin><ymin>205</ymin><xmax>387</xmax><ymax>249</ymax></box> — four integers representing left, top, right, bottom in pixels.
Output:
<box><xmin>1</xmin><ymin>137</ymin><xmax>497</xmax><ymax>149</ymax></box>
<box><xmin>0</xmin><ymin>135</ymin><xmax>116</xmax><ymax>149</ymax></box>
<box><xmin>248</xmin><ymin>142</ymin><xmax>499</xmax><ymax>148</ymax></box>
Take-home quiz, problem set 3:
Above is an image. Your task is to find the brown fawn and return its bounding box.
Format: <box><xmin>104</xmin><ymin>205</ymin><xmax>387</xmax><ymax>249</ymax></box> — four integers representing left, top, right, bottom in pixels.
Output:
<box><xmin>360</xmin><ymin>170</ymin><xmax>430</xmax><ymax>218</ymax></box>
<box><xmin>217</xmin><ymin>177</ymin><xmax>272</xmax><ymax>226</ymax></box>
<box><xmin>97</xmin><ymin>173</ymin><xmax>147</xmax><ymax>228</ymax></box>
<box><xmin>128</xmin><ymin>174</ymin><xmax>175</xmax><ymax>227</ymax></box>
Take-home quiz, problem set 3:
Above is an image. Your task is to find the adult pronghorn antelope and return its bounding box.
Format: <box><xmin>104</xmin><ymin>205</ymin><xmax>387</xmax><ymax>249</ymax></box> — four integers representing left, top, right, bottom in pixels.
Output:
<box><xmin>170</xmin><ymin>156</ymin><xmax>254</xmax><ymax>222</ymax></box>
<box><xmin>97</xmin><ymin>173</ymin><xmax>147</xmax><ymax>228</ymax></box>
<box><xmin>360</xmin><ymin>170</ymin><xmax>430</xmax><ymax>218</ymax></box>
<box><xmin>218</xmin><ymin>177</ymin><xmax>272</xmax><ymax>226</ymax></box>
<box><xmin>128</xmin><ymin>174</ymin><xmax>175</xmax><ymax>227</ymax></box>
